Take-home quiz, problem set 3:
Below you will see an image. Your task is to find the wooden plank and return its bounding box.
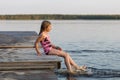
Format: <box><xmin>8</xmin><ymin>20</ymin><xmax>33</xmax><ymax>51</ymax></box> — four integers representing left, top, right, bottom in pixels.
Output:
<box><xmin>0</xmin><ymin>46</ymin><xmax>35</xmax><ymax>48</ymax></box>
<box><xmin>56</xmin><ymin>68</ymin><xmax>93</xmax><ymax>76</ymax></box>
<box><xmin>0</xmin><ymin>31</ymin><xmax>38</xmax><ymax>46</ymax></box>
<box><xmin>0</xmin><ymin>55</ymin><xmax>61</xmax><ymax>62</ymax></box>
<box><xmin>0</xmin><ymin>66</ymin><xmax>55</xmax><ymax>71</ymax></box>
<box><xmin>0</xmin><ymin>70</ymin><xmax>58</xmax><ymax>80</ymax></box>
<box><xmin>0</xmin><ymin>31</ymin><xmax>38</xmax><ymax>36</ymax></box>
<box><xmin>0</xmin><ymin>55</ymin><xmax>61</xmax><ymax>70</ymax></box>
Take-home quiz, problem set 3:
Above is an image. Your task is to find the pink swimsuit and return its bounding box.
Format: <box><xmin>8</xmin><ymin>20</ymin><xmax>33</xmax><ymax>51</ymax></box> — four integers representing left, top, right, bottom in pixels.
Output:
<box><xmin>40</xmin><ymin>35</ymin><xmax>52</xmax><ymax>55</ymax></box>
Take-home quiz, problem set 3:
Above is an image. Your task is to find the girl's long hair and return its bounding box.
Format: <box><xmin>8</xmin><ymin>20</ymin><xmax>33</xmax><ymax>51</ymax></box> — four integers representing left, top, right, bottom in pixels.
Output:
<box><xmin>39</xmin><ymin>21</ymin><xmax>51</xmax><ymax>35</ymax></box>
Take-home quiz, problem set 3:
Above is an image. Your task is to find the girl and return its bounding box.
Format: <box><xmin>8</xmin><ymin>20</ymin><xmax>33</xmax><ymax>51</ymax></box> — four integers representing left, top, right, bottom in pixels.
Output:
<box><xmin>35</xmin><ymin>20</ymin><xmax>86</xmax><ymax>73</ymax></box>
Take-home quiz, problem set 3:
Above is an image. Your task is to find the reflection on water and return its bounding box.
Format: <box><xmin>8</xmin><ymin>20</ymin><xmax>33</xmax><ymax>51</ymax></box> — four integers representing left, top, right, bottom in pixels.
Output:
<box><xmin>56</xmin><ymin>67</ymin><xmax>120</xmax><ymax>80</ymax></box>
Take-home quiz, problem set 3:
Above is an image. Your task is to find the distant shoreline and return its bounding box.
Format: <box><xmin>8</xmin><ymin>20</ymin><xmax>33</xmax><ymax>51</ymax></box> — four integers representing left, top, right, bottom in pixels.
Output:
<box><xmin>0</xmin><ymin>14</ymin><xmax>120</xmax><ymax>20</ymax></box>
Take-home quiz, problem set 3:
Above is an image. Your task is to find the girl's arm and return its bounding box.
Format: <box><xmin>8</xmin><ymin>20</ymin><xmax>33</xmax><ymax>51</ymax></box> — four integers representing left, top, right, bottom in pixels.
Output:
<box><xmin>35</xmin><ymin>34</ymin><xmax>44</xmax><ymax>56</ymax></box>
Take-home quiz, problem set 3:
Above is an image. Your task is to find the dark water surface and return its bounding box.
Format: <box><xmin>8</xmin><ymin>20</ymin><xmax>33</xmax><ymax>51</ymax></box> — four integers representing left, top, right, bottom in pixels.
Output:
<box><xmin>0</xmin><ymin>20</ymin><xmax>120</xmax><ymax>80</ymax></box>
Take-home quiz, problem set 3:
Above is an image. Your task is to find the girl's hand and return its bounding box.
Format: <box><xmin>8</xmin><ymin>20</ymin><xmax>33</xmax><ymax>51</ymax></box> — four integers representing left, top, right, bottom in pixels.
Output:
<box><xmin>37</xmin><ymin>53</ymin><xmax>42</xmax><ymax>56</ymax></box>
<box><xmin>52</xmin><ymin>45</ymin><xmax>62</xmax><ymax>51</ymax></box>
<box><xmin>55</xmin><ymin>46</ymin><xmax>62</xmax><ymax>51</ymax></box>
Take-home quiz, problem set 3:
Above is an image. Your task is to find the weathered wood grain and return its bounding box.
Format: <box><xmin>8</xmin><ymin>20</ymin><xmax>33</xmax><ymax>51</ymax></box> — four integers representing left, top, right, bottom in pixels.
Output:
<box><xmin>0</xmin><ymin>31</ymin><xmax>61</xmax><ymax>70</ymax></box>
<box><xmin>0</xmin><ymin>70</ymin><xmax>58</xmax><ymax>80</ymax></box>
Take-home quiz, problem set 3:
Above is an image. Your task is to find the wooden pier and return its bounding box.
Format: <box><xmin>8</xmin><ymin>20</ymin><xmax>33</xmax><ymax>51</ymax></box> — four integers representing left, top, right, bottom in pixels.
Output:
<box><xmin>0</xmin><ymin>31</ymin><xmax>61</xmax><ymax>80</ymax></box>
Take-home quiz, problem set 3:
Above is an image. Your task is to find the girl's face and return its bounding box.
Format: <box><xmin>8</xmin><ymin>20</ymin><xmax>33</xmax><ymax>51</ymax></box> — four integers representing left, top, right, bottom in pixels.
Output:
<box><xmin>46</xmin><ymin>25</ymin><xmax>52</xmax><ymax>32</ymax></box>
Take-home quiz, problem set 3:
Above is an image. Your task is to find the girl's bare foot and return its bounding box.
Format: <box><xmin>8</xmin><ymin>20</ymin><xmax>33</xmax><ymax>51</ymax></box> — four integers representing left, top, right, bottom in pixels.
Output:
<box><xmin>67</xmin><ymin>70</ymin><xmax>75</xmax><ymax>74</ymax></box>
<box><xmin>76</xmin><ymin>65</ymin><xmax>87</xmax><ymax>71</ymax></box>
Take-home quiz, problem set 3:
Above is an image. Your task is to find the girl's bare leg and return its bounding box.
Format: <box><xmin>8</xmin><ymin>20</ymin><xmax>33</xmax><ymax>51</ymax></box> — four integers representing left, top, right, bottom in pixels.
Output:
<box><xmin>49</xmin><ymin>48</ymin><xmax>86</xmax><ymax>71</ymax></box>
<box><xmin>67</xmin><ymin>54</ymin><xmax>86</xmax><ymax>70</ymax></box>
<box><xmin>48</xmin><ymin>48</ymin><xmax>73</xmax><ymax>72</ymax></box>
<box><xmin>66</xmin><ymin>53</ymin><xmax>79</xmax><ymax>69</ymax></box>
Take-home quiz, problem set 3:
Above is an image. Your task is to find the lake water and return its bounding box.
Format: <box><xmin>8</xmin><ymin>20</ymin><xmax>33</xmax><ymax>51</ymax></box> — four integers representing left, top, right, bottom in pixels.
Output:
<box><xmin>0</xmin><ymin>20</ymin><xmax>120</xmax><ymax>80</ymax></box>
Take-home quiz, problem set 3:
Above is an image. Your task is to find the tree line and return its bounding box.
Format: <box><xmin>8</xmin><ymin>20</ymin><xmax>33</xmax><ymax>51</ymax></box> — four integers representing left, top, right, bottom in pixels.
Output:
<box><xmin>0</xmin><ymin>14</ymin><xmax>120</xmax><ymax>20</ymax></box>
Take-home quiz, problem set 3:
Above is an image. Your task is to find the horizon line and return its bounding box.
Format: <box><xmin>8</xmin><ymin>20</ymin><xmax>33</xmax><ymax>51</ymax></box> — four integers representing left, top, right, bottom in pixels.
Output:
<box><xmin>0</xmin><ymin>14</ymin><xmax>120</xmax><ymax>15</ymax></box>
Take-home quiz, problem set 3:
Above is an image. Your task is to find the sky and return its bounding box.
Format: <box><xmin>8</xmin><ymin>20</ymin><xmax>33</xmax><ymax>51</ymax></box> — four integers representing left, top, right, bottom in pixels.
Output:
<box><xmin>0</xmin><ymin>0</ymin><xmax>120</xmax><ymax>15</ymax></box>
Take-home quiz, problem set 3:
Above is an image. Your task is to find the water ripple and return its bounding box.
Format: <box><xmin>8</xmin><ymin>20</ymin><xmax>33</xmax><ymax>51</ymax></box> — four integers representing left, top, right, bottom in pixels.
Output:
<box><xmin>65</xmin><ymin>50</ymin><xmax>120</xmax><ymax>53</ymax></box>
<box><xmin>56</xmin><ymin>67</ymin><xmax>120</xmax><ymax>78</ymax></box>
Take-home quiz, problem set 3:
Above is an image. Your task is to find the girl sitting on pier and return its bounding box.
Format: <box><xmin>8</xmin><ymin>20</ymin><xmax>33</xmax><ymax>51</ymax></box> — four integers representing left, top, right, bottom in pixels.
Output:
<box><xmin>35</xmin><ymin>20</ymin><xmax>86</xmax><ymax>73</ymax></box>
